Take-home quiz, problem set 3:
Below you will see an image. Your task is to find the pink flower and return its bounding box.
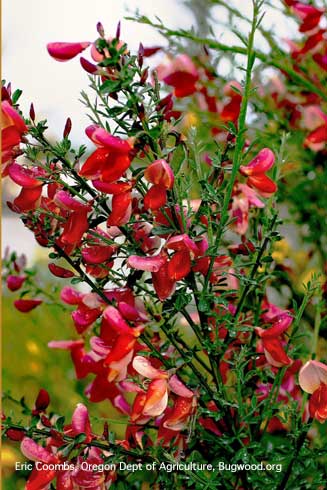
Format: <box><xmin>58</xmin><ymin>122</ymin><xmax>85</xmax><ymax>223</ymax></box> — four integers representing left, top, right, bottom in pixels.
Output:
<box><xmin>231</xmin><ymin>183</ymin><xmax>264</xmax><ymax>235</ymax></box>
<box><xmin>47</xmin><ymin>42</ymin><xmax>91</xmax><ymax>61</ymax></box>
<box><xmin>6</xmin><ymin>275</ymin><xmax>26</xmax><ymax>291</ymax></box>
<box><xmin>299</xmin><ymin>360</ymin><xmax>327</xmax><ymax>393</ymax></box>
<box><xmin>127</xmin><ymin>254</ymin><xmax>166</xmax><ymax>272</ymax></box>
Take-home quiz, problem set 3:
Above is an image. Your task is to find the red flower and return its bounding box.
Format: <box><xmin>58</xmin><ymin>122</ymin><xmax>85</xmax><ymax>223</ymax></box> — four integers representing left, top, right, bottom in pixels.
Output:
<box><xmin>309</xmin><ymin>383</ymin><xmax>327</xmax><ymax>423</ymax></box>
<box><xmin>291</xmin><ymin>3</ymin><xmax>325</xmax><ymax>33</ymax></box>
<box><xmin>32</xmin><ymin>389</ymin><xmax>50</xmax><ymax>415</ymax></box>
<box><xmin>79</xmin><ymin>125</ymin><xmax>133</xmax><ymax>182</ymax></box>
<box><xmin>152</xmin><ymin>257</ymin><xmax>176</xmax><ymax>300</ymax></box>
<box><xmin>48</xmin><ymin>263</ymin><xmax>74</xmax><ymax>278</ymax></box>
<box><xmin>107</xmin><ymin>191</ymin><xmax>132</xmax><ymax>226</ymax></box>
<box><xmin>143</xmin><ymin>159</ymin><xmax>174</xmax><ymax>211</ymax></box>
<box><xmin>304</xmin><ymin>124</ymin><xmax>327</xmax><ymax>151</ymax></box>
<box><xmin>131</xmin><ymin>378</ymin><xmax>168</xmax><ymax>422</ymax></box>
<box><xmin>104</xmin><ymin>334</ymin><xmax>137</xmax><ymax>382</ymax></box>
<box><xmin>1</xmin><ymin>100</ymin><xmax>28</xmax><ymax>175</ymax></box>
<box><xmin>7</xmin><ymin>163</ymin><xmax>47</xmax><ymax>213</ymax></box>
<box><xmin>240</xmin><ymin>148</ymin><xmax>277</xmax><ymax>197</ymax></box>
<box><xmin>144</xmin><ymin>159</ymin><xmax>174</xmax><ymax>189</ymax></box>
<box><xmin>144</xmin><ymin>185</ymin><xmax>167</xmax><ymax>210</ymax></box>
<box><xmin>14</xmin><ymin>299</ymin><xmax>42</xmax><ymax>313</ymax></box>
<box><xmin>220</xmin><ymin>81</ymin><xmax>242</xmax><ymax>123</ymax></box>
<box><xmin>163</xmin><ymin>397</ymin><xmax>194</xmax><ymax>431</ymax></box>
<box><xmin>157</xmin><ymin>54</ymin><xmax>199</xmax><ymax>97</ymax></box>
<box><xmin>60</xmin><ymin>209</ymin><xmax>89</xmax><ymax>248</ymax></box>
<box><xmin>255</xmin><ymin>313</ymin><xmax>293</xmax><ymax>367</ymax></box>
<box><xmin>167</xmin><ymin>250</ymin><xmax>191</xmax><ymax>281</ymax></box>
<box><xmin>47</xmin><ymin>42</ymin><xmax>91</xmax><ymax>61</ymax></box>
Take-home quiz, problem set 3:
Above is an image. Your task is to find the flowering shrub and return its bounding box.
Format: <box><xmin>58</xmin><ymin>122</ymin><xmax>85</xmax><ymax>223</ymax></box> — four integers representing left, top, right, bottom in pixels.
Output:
<box><xmin>2</xmin><ymin>1</ymin><xmax>327</xmax><ymax>489</ymax></box>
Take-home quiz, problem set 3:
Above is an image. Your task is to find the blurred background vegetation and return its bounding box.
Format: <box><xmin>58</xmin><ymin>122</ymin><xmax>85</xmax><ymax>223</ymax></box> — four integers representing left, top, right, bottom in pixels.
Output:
<box><xmin>2</xmin><ymin>286</ymin><xmax>128</xmax><ymax>488</ymax></box>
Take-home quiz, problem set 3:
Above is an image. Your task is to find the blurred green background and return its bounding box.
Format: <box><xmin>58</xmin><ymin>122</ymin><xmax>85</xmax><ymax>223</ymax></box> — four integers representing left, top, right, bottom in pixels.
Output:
<box><xmin>2</xmin><ymin>287</ymin><xmax>128</xmax><ymax>489</ymax></box>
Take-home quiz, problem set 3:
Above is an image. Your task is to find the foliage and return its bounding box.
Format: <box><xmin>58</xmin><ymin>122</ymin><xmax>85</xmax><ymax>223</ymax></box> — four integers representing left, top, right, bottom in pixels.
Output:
<box><xmin>2</xmin><ymin>1</ymin><xmax>327</xmax><ymax>489</ymax></box>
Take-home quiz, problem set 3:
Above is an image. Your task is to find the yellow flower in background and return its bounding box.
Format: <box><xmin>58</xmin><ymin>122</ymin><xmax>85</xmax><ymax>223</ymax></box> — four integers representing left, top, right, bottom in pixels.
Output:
<box><xmin>26</xmin><ymin>340</ymin><xmax>40</xmax><ymax>355</ymax></box>
<box><xmin>183</xmin><ymin>112</ymin><xmax>198</xmax><ymax>129</ymax></box>
<box><xmin>293</xmin><ymin>250</ymin><xmax>310</xmax><ymax>269</ymax></box>
<box><xmin>272</xmin><ymin>239</ymin><xmax>291</xmax><ymax>264</ymax></box>
<box><xmin>1</xmin><ymin>446</ymin><xmax>20</xmax><ymax>469</ymax></box>
<box><xmin>29</xmin><ymin>361</ymin><xmax>42</xmax><ymax>374</ymax></box>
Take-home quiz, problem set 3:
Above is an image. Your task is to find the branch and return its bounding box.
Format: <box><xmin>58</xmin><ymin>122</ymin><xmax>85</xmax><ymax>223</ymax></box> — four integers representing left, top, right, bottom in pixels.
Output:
<box><xmin>128</xmin><ymin>17</ymin><xmax>327</xmax><ymax>102</ymax></box>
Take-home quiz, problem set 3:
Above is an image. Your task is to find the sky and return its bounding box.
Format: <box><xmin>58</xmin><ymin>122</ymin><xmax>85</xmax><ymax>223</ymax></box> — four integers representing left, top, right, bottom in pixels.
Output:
<box><xmin>3</xmin><ymin>0</ymin><xmax>194</xmax><ymax>143</ymax></box>
<box><xmin>3</xmin><ymin>0</ymin><xmax>296</xmax><ymax>144</ymax></box>
<box><xmin>2</xmin><ymin>0</ymin><xmax>297</xmax><ymax>258</ymax></box>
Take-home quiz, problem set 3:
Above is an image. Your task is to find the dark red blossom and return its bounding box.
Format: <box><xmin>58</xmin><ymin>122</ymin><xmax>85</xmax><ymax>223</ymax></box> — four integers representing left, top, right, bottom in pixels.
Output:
<box><xmin>6</xmin><ymin>274</ymin><xmax>26</xmax><ymax>291</ymax></box>
<box><xmin>14</xmin><ymin>299</ymin><xmax>42</xmax><ymax>313</ymax></box>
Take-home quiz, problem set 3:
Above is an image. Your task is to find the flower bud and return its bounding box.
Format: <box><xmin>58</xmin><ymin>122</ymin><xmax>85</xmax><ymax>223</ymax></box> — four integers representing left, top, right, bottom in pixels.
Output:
<box><xmin>29</xmin><ymin>103</ymin><xmax>35</xmax><ymax>122</ymax></box>
<box><xmin>138</xmin><ymin>43</ymin><xmax>144</xmax><ymax>68</ymax></box>
<box><xmin>96</xmin><ymin>21</ymin><xmax>105</xmax><ymax>38</ymax></box>
<box><xmin>63</xmin><ymin>117</ymin><xmax>72</xmax><ymax>138</ymax></box>
<box><xmin>115</xmin><ymin>21</ymin><xmax>121</xmax><ymax>40</ymax></box>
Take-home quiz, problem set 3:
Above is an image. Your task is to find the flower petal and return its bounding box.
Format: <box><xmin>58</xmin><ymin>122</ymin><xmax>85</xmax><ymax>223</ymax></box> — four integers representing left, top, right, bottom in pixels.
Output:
<box><xmin>127</xmin><ymin>254</ymin><xmax>166</xmax><ymax>272</ymax></box>
<box><xmin>71</xmin><ymin>403</ymin><xmax>92</xmax><ymax>441</ymax></box>
<box><xmin>144</xmin><ymin>185</ymin><xmax>167</xmax><ymax>210</ymax></box>
<box><xmin>21</xmin><ymin>437</ymin><xmax>56</xmax><ymax>463</ymax></box>
<box><xmin>240</xmin><ymin>148</ymin><xmax>275</xmax><ymax>176</ymax></box>
<box><xmin>144</xmin><ymin>159</ymin><xmax>174</xmax><ymax>189</ymax></box>
<box><xmin>168</xmin><ymin>374</ymin><xmax>194</xmax><ymax>398</ymax></box>
<box><xmin>47</xmin><ymin>42</ymin><xmax>91</xmax><ymax>61</ymax></box>
<box><xmin>143</xmin><ymin>379</ymin><xmax>168</xmax><ymax>417</ymax></box>
<box><xmin>14</xmin><ymin>299</ymin><xmax>42</xmax><ymax>313</ymax></box>
<box><xmin>132</xmin><ymin>355</ymin><xmax>167</xmax><ymax>379</ymax></box>
<box><xmin>299</xmin><ymin>360</ymin><xmax>327</xmax><ymax>394</ymax></box>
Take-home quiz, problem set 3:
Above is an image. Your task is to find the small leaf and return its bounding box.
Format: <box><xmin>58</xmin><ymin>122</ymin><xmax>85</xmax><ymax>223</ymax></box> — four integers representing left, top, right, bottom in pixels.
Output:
<box><xmin>12</xmin><ymin>89</ymin><xmax>23</xmax><ymax>104</ymax></box>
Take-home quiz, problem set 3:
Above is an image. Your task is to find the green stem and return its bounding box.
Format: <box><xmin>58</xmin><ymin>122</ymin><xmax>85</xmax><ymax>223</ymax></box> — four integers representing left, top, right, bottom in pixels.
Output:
<box><xmin>234</xmin><ymin>213</ymin><xmax>278</xmax><ymax>319</ymax></box>
<box><xmin>131</xmin><ymin>19</ymin><xmax>327</xmax><ymax>102</ymax></box>
<box><xmin>311</xmin><ymin>296</ymin><xmax>322</xmax><ymax>359</ymax></box>
<box><xmin>202</xmin><ymin>2</ymin><xmax>259</xmax><ymax>295</ymax></box>
<box><xmin>276</xmin><ymin>420</ymin><xmax>312</xmax><ymax>490</ymax></box>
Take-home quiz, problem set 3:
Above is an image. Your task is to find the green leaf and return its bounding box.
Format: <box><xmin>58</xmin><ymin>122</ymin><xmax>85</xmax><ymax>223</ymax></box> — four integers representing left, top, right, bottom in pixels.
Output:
<box><xmin>71</xmin><ymin>277</ymin><xmax>83</xmax><ymax>284</ymax></box>
<box><xmin>74</xmin><ymin>433</ymin><xmax>86</xmax><ymax>443</ymax></box>
<box><xmin>12</xmin><ymin>89</ymin><xmax>23</xmax><ymax>104</ymax></box>
<box><xmin>261</xmin><ymin>256</ymin><xmax>273</xmax><ymax>263</ymax></box>
<box><xmin>100</xmin><ymin>79</ymin><xmax>121</xmax><ymax>94</ymax></box>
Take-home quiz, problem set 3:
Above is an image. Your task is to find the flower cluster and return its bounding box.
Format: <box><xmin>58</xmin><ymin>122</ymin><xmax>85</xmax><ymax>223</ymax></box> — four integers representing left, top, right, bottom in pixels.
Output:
<box><xmin>2</xmin><ymin>3</ymin><xmax>327</xmax><ymax>489</ymax></box>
